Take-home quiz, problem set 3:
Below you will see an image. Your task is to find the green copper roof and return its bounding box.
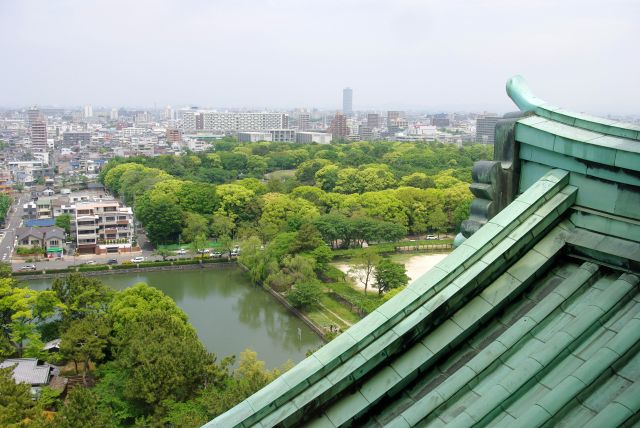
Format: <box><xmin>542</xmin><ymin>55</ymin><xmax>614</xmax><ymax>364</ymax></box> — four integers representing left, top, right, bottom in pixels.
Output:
<box><xmin>207</xmin><ymin>78</ymin><xmax>640</xmax><ymax>428</ymax></box>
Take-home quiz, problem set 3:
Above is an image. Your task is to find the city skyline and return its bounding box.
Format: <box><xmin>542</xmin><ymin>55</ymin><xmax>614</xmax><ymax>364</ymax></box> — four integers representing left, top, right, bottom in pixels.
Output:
<box><xmin>1</xmin><ymin>0</ymin><xmax>639</xmax><ymax>115</ymax></box>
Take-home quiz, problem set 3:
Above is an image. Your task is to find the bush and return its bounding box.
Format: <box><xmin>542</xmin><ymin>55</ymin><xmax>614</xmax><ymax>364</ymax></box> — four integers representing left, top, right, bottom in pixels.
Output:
<box><xmin>77</xmin><ymin>265</ymin><xmax>110</xmax><ymax>272</ymax></box>
<box><xmin>287</xmin><ymin>282</ymin><xmax>323</xmax><ymax>309</ymax></box>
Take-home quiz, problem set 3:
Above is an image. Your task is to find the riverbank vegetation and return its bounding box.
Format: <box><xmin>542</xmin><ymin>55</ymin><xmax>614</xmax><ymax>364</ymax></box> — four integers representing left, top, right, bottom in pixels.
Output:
<box><xmin>0</xmin><ymin>270</ymin><xmax>290</xmax><ymax>426</ymax></box>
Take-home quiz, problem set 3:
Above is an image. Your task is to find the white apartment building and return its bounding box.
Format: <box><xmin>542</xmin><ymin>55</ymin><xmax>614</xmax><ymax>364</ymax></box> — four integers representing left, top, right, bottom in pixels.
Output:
<box><xmin>296</xmin><ymin>132</ymin><xmax>332</xmax><ymax>144</ymax></box>
<box><xmin>238</xmin><ymin>132</ymin><xmax>272</xmax><ymax>143</ymax></box>
<box><xmin>75</xmin><ymin>199</ymin><xmax>134</xmax><ymax>254</ymax></box>
<box><xmin>269</xmin><ymin>129</ymin><xmax>296</xmax><ymax>142</ymax></box>
<box><xmin>182</xmin><ymin>111</ymin><xmax>289</xmax><ymax>133</ymax></box>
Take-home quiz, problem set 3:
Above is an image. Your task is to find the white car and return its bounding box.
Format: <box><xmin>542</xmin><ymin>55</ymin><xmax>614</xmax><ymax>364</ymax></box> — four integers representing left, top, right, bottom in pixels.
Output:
<box><xmin>86</xmin><ymin>260</ymin><xmax>97</xmax><ymax>265</ymax></box>
<box><xmin>426</xmin><ymin>235</ymin><xmax>438</xmax><ymax>240</ymax></box>
<box><xmin>197</xmin><ymin>248</ymin><xmax>210</xmax><ymax>254</ymax></box>
<box><xmin>131</xmin><ymin>256</ymin><xmax>145</xmax><ymax>263</ymax></box>
<box><xmin>19</xmin><ymin>264</ymin><xmax>37</xmax><ymax>271</ymax></box>
<box><xmin>175</xmin><ymin>249</ymin><xmax>187</xmax><ymax>255</ymax></box>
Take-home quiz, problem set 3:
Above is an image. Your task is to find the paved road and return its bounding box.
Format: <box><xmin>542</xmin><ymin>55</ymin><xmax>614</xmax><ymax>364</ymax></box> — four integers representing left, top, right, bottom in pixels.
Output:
<box><xmin>14</xmin><ymin>251</ymin><xmax>205</xmax><ymax>271</ymax></box>
<box><xmin>0</xmin><ymin>193</ymin><xmax>28</xmax><ymax>263</ymax></box>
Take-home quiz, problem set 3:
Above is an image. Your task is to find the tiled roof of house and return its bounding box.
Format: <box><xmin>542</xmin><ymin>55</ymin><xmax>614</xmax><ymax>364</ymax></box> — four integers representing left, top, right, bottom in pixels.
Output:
<box><xmin>0</xmin><ymin>358</ymin><xmax>52</xmax><ymax>386</ymax></box>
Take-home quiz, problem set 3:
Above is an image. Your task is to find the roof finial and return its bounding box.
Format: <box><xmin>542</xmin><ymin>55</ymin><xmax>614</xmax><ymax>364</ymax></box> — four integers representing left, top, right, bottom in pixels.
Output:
<box><xmin>506</xmin><ymin>75</ymin><xmax>545</xmax><ymax>112</ymax></box>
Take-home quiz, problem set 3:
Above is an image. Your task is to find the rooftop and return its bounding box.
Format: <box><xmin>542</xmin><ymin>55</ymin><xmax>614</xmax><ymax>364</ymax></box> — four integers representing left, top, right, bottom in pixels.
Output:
<box><xmin>208</xmin><ymin>77</ymin><xmax>640</xmax><ymax>428</ymax></box>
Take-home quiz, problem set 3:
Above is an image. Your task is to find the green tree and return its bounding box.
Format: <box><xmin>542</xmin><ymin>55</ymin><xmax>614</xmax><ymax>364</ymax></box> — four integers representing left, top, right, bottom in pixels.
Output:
<box><xmin>190</xmin><ymin>233</ymin><xmax>208</xmax><ymax>260</ymax></box>
<box><xmin>54</xmin><ymin>213</ymin><xmax>72</xmax><ymax>235</ymax></box>
<box><xmin>154</xmin><ymin>247</ymin><xmax>172</xmax><ymax>261</ymax></box>
<box><xmin>108</xmin><ymin>283</ymin><xmax>190</xmax><ymax>338</ymax></box>
<box><xmin>51</xmin><ymin>274</ymin><xmax>114</xmax><ymax>324</ymax></box>
<box><xmin>314</xmin><ymin>164</ymin><xmax>340</xmax><ymax>192</ymax></box>
<box><xmin>54</xmin><ymin>386</ymin><xmax>115</xmax><ymax>428</ymax></box>
<box><xmin>290</xmin><ymin>223</ymin><xmax>324</xmax><ymax>253</ymax></box>
<box><xmin>0</xmin><ymin>366</ymin><xmax>36</xmax><ymax>427</ymax></box>
<box><xmin>59</xmin><ymin>315</ymin><xmax>110</xmax><ymax>384</ymax></box>
<box><xmin>210</xmin><ymin>214</ymin><xmax>236</xmax><ymax>239</ymax></box>
<box><xmin>0</xmin><ymin>279</ymin><xmax>62</xmax><ymax>357</ymax></box>
<box><xmin>350</xmin><ymin>248</ymin><xmax>381</xmax><ymax>295</ymax></box>
<box><xmin>374</xmin><ymin>259</ymin><xmax>409</xmax><ymax>295</ymax></box>
<box><xmin>428</xmin><ymin>205</ymin><xmax>448</xmax><ymax>237</ymax></box>
<box><xmin>135</xmin><ymin>192</ymin><xmax>184</xmax><ymax>245</ymax></box>
<box><xmin>287</xmin><ymin>281</ymin><xmax>323</xmax><ymax>309</ymax></box>
<box><xmin>114</xmin><ymin>309</ymin><xmax>213</xmax><ymax>413</ymax></box>
<box><xmin>177</xmin><ymin>181</ymin><xmax>219</xmax><ymax>215</ymax></box>
<box><xmin>0</xmin><ymin>261</ymin><xmax>11</xmax><ymax>278</ymax></box>
<box><xmin>258</xmin><ymin>193</ymin><xmax>319</xmax><ymax>240</ymax></box>
<box><xmin>182</xmin><ymin>212</ymin><xmax>209</xmax><ymax>243</ymax></box>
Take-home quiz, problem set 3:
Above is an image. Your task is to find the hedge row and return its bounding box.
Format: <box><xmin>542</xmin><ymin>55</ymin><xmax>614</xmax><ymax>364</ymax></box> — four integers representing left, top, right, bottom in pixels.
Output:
<box><xmin>325</xmin><ymin>282</ymin><xmax>384</xmax><ymax>314</ymax></box>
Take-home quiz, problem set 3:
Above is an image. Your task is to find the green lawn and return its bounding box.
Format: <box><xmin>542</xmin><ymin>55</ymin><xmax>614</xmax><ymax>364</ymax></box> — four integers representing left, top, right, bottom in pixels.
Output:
<box><xmin>264</xmin><ymin>169</ymin><xmax>296</xmax><ymax>180</ymax></box>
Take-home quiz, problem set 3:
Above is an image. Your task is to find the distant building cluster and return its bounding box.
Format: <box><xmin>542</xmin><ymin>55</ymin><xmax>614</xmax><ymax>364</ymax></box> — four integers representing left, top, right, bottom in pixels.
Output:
<box><xmin>0</xmin><ymin>95</ymin><xmax>548</xmax><ymax>201</ymax></box>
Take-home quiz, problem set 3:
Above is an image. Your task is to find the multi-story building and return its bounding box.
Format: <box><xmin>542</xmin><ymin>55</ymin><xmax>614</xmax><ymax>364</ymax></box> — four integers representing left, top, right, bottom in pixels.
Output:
<box><xmin>329</xmin><ymin>112</ymin><xmax>348</xmax><ymax>141</ymax></box>
<box><xmin>62</xmin><ymin>132</ymin><xmax>91</xmax><ymax>146</ymax></box>
<box><xmin>343</xmin><ymin>87</ymin><xmax>353</xmax><ymax>116</ymax></box>
<box><xmin>0</xmin><ymin>170</ymin><xmax>12</xmax><ymax>194</ymax></box>
<box><xmin>238</xmin><ymin>132</ymin><xmax>272</xmax><ymax>143</ymax></box>
<box><xmin>367</xmin><ymin>113</ymin><xmax>381</xmax><ymax>129</ymax></box>
<box><xmin>387</xmin><ymin>110</ymin><xmax>404</xmax><ymax>127</ymax></box>
<box><xmin>30</xmin><ymin>120</ymin><xmax>48</xmax><ymax>152</ymax></box>
<box><xmin>476</xmin><ymin>116</ymin><xmax>500</xmax><ymax>144</ymax></box>
<box><xmin>26</xmin><ymin>107</ymin><xmax>42</xmax><ymax>128</ymax></box>
<box><xmin>269</xmin><ymin>129</ymin><xmax>296</xmax><ymax>142</ymax></box>
<box><xmin>75</xmin><ymin>199</ymin><xmax>134</xmax><ymax>254</ymax></box>
<box><xmin>295</xmin><ymin>132</ymin><xmax>332</xmax><ymax>144</ymax></box>
<box><xmin>182</xmin><ymin>111</ymin><xmax>289</xmax><ymax>133</ymax></box>
<box><xmin>83</xmin><ymin>105</ymin><xmax>93</xmax><ymax>118</ymax></box>
<box><xmin>297</xmin><ymin>113</ymin><xmax>310</xmax><ymax>131</ymax></box>
<box><xmin>166</xmin><ymin>129</ymin><xmax>182</xmax><ymax>143</ymax></box>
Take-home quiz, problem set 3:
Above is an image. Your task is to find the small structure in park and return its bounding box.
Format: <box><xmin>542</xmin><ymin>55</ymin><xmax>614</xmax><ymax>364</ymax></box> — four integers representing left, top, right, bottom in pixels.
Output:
<box><xmin>209</xmin><ymin>76</ymin><xmax>640</xmax><ymax>427</ymax></box>
<box><xmin>0</xmin><ymin>358</ymin><xmax>53</xmax><ymax>395</ymax></box>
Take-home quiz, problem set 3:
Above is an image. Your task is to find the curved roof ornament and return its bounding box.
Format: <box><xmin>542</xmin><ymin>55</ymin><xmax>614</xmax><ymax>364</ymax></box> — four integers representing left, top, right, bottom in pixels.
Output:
<box><xmin>506</xmin><ymin>75</ymin><xmax>545</xmax><ymax>112</ymax></box>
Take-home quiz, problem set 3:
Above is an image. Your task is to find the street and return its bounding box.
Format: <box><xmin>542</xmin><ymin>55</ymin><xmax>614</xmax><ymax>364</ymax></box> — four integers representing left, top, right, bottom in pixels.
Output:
<box><xmin>0</xmin><ymin>192</ymin><xmax>28</xmax><ymax>264</ymax></box>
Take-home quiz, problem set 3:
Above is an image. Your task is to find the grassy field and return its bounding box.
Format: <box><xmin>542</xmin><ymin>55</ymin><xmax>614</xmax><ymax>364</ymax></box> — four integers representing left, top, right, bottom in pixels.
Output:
<box><xmin>264</xmin><ymin>169</ymin><xmax>296</xmax><ymax>180</ymax></box>
<box><xmin>305</xmin><ymin>293</ymin><xmax>361</xmax><ymax>332</ymax></box>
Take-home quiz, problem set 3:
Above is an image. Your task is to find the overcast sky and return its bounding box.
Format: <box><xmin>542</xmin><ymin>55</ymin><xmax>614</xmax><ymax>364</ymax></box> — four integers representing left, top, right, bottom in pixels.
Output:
<box><xmin>1</xmin><ymin>0</ymin><xmax>638</xmax><ymax>114</ymax></box>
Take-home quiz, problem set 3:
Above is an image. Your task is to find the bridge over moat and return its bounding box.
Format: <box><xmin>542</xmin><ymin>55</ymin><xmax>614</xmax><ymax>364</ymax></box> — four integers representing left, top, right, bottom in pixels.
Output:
<box><xmin>208</xmin><ymin>76</ymin><xmax>640</xmax><ymax>427</ymax></box>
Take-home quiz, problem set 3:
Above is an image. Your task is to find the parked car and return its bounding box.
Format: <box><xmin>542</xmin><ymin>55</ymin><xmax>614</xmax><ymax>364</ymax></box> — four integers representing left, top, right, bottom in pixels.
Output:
<box><xmin>131</xmin><ymin>256</ymin><xmax>145</xmax><ymax>263</ymax></box>
<box><xmin>19</xmin><ymin>264</ymin><xmax>37</xmax><ymax>271</ymax></box>
<box><xmin>85</xmin><ymin>260</ymin><xmax>97</xmax><ymax>265</ymax></box>
<box><xmin>175</xmin><ymin>248</ymin><xmax>187</xmax><ymax>255</ymax></box>
<box><xmin>210</xmin><ymin>251</ymin><xmax>223</xmax><ymax>258</ymax></box>
<box><xmin>197</xmin><ymin>249</ymin><xmax>210</xmax><ymax>254</ymax></box>
<box><xmin>426</xmin><ymin>235</ymin><xmax>437</xmax><ymax>240</ymax></box>
<box><xmin>107</xmin><ymin>259</ymin><xmax>118</xmax><ymax>265</ymax></box>
<box><xmin>229</xmin><ymin>250</ymin><xmax>239</xmax><ymax>257</ymax></box>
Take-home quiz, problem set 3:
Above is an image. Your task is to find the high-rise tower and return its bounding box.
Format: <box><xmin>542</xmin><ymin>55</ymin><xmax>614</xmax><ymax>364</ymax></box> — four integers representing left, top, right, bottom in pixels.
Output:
<box><xmin>342</xmin><ymin>87</ymin><xmax>353</xmax><ymax>116</ymax></box>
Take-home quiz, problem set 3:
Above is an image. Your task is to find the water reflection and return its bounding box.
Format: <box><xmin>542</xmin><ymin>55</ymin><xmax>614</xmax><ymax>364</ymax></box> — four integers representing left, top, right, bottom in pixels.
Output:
<box><xmin>27</xmin><ymin>267</ymin><xmax>323</xmax><ymax>368</ymax></box>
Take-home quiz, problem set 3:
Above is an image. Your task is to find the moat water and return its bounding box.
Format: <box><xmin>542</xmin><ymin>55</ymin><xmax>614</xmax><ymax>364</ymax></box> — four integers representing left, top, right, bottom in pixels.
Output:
<box><xmin>27</xmin><ymin>267</ymin><xmax>323</xmax><ymax>368</ymax></box>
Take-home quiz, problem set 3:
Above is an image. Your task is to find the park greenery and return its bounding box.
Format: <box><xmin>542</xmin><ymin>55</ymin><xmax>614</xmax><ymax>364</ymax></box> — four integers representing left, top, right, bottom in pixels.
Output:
<box><xmin>0</xmin><ymin>270</ymin><xmax>289</xmax><ymax>426</ymax></box>
<box><xmin>99</xmin><ymin>140</ymin><xmax>489</xmax><ymax>245</ymax></box>
<box><xmin>97</xmin><ymin>139</ymin><xmax>487</xmax><ymax>327</ymax></box>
